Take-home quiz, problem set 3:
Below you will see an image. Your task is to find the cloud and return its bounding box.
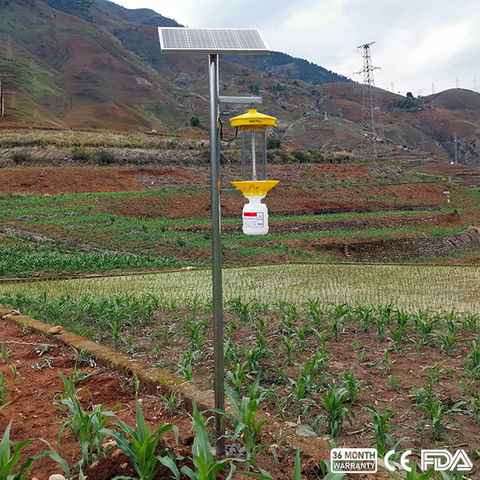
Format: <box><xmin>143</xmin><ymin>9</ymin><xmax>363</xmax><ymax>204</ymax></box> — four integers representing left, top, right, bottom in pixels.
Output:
<box><xmin>119</xmin><ymin>0</ymin><xmax>480</xmax><ymax>94</ymax></box>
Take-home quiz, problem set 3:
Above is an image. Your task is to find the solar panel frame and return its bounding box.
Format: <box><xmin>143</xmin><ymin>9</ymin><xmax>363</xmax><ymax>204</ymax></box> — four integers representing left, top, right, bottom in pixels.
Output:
<box><xmin>158</xmin><ymin>27</ymin><xmax>270</xmax><ymax>55</ymax></box>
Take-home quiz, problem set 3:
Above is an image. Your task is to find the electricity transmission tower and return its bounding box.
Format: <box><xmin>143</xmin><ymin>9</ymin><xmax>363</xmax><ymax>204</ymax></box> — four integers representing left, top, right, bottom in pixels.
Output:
<box><xmin>6</xmin><ymin>35</ymin><xmax>13</xmax><ymax>62</ymax></box>
<box><xmin>356</xmin><ymin>42</ymin><xmax>386</xmax><ymax>160</ymax></box>
<box><xmin>0</xmin><ymin>74</ymin><xmax>15</xmax><ymax>118</ymax></box>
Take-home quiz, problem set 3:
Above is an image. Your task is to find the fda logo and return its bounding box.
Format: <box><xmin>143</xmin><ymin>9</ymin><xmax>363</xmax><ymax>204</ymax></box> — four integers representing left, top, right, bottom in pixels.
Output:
<box><xmin>421</xmin><ymin>450</ymin><xmax>473</xmax><ymax>472</ymax></box>
<box><xmin>384</xmin><ymin>449</ymin><xmax>473</xmax><ymax>472</ymax></box>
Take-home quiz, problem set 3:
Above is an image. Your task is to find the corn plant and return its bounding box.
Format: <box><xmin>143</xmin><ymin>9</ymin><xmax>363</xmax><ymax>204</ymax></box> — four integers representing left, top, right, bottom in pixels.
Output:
<box><xmin>386</xmin><ymin>375</ymin><xmax>401</xmax><ymax>390</ymax></box>
<box><xmin>362</xmin><ymin>405</ymin><xmax>409</xmax><ymax>456</ymax></box>
<box><xmin>388</xmin><ymin>325</ymin><xmax>408</xmax><ymax>355</ymax></box>
<box><xmin>59</xmin><ymin>396</ymin><xmax>119</xmax><ymax>471</ymax></box>
<box><xmin>291</xmin><ymin>449</ymin><xmax>302</xmax><ymax>480</ymax></box>
<box><xmin>99</xmin><ymin>399</ymin><xmax>179</xmax><ymax>480</ymax></box>
<box><xmin>313</xmin><ymin>385</ymin><xmax>355</xmax><ymax>437</ymax></box>
<box><xmin>226</xmin><ymin>360</ymin><xmax>253</xmax><ymax>398</ymax></box>
<box><xmin>0</xmin><ymin>372</ymin><xmax>24</xmax><ymax>404</ymax></box>
<box><xmin>176</xmin><ymin>351</ymin><xmax>194</xmax><ymax>381</ymax></box>
<box><xmin>70</xmin><ymin>346</ymin><xmax>96</xmax><ymax>366</ymax></box>
<box><xmin>218</xmin><ymin>385</ymin><xmax>275</xmax><ymax>476</ymax></box>
<box><xmin>417</xmin><ymin>399</ymin><xmax>465</xmax><ymax>441</ymax></box>
<box><xmin>372</xmin><ymin>312</ymin><xmax>390</xmax><ymax>342</ymax></box>
<box><xmin>463</xmin><ymin>342</ymin><xmax>480</xmax><ymax>379</ymax></box>
<box><xmin>434</xmin><ymin>330</ymin><xmax>459</xmax><ymax>356</ymax></box>
<box><xmin>388</xmin><ymin>463</ymin><xmax>434</xmax><ymax>480</ymax></box>
<box><xmin>305</xmin><ymin>298</ymin><xmax>325</xmax><ymax>329</ymax></box>
<box><xmin>371</xmin><ymin>349</ymin><xmax>393</xmax><ymax>376</ymax></box>
<box><xmin>352</xmin><ymin>303</ymin><xmax>374</xmax><ymax>332</ymax></box>
<box><xmin>338</xmin><ymin>368</ymin><xmax>372</xmax><ymax>404</ymax></box>
<box><xmin>181</xmin><ymin>401</ymin><xmax>240</xmax><ymax>480</ymax></box>
<box><xmin>412</xmin><ymin>312</ymin><xmax>438</xmax><ymax>345</ymax></box>
<box><xmin>0</xmin><ymin>421</ymin><xmax>71</xmax><ymax>480</ymax></box>
<box><xmin>226</xmin><ymin>296</ymin><xmax>254</xmax><ymax>323</ymax></box>
<box><xmin>462</xmin><ymin>313</ymin><xmax>479</xmax><ymax>332</ymax></box>
<box><xmin>394</xmin><ymin>308</ymin><xmax>411</xmax><ymax>328</ymax></box>
<box><xmin>280</xmin><ymin>334</ymin><xmax>296</xmax><ymax>366</ymax></box>
<box><xmin>0</xmin><ymin>341</ymin><xmax>13</xmax><ymax>364</ymax></box>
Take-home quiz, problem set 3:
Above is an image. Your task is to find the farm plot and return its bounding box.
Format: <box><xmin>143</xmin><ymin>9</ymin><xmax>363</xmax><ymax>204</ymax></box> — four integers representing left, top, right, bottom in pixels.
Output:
<box><xmin>1</xmin><ymin>292</ymin><xmax>480</xmax><ymax>478</ymax></box>
<box><xmin>0</xmin><ymin>263</ymin><xmax>478</xmax><ymax>314</ymax></box>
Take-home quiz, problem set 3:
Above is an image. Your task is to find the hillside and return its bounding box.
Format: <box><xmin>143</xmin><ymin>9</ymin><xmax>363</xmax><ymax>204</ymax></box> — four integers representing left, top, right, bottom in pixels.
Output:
<box><xmin>1</xmin><ymin>0</ymin><xmax>480</xmax><ymax>169</ymax></box>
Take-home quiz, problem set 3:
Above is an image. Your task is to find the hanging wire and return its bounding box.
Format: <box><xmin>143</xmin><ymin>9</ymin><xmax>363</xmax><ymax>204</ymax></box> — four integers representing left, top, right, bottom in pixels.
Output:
<box><xmin>219</xmin><ymin>118</ymin><xmax>238</xmax><ymax>142</ymax></box>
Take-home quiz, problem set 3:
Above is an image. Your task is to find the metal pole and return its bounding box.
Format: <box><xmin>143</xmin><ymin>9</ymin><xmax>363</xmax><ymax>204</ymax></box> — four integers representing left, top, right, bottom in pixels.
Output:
<box><xmin>252</xmin><ymin>130</ymin><xmax>257</xmax><ymax>180</ymax></box>
<box><xmin>241</xmin><ymin>129</ymin><xmax>246</xmax><ymax>181</ymax></box>
<box><xmin>208</xmin><ymin>53</ymin><xmax>225</xmax><ymax>456</ymax></box>
<box><xmin>262</xmin><ymin>130</ymin><xmax>267</xmax><ymax>180</ymax></box>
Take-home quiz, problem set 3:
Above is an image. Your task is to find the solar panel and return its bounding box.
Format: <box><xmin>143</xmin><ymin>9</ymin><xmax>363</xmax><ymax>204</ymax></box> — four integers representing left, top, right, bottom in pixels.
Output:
<box><xmin>158</xmin><ymin>28</ymin><xmax>270</xmax><ymax>55</ymax></box>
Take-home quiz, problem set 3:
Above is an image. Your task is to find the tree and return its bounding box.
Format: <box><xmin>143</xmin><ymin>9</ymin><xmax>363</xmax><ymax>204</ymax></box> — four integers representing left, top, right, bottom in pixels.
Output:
<box><xmin>189</xmin><ymin>116</ymin><xmax>201</xmax><ymax>128</ymax></box>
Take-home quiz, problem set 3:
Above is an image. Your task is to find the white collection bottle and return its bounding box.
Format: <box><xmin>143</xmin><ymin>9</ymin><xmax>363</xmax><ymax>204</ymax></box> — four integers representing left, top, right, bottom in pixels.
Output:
<box><xmin>242</xmin><ymin>195</ymin><xmax>269</xmax><ymax>235</ymax></box>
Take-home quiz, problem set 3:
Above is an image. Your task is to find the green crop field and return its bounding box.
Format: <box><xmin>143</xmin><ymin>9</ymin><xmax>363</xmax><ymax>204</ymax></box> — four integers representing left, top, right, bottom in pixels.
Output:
<box><xmin>1</xmin><ymin>263</ymin><xmax>478</xmax><ymax>314</ymax></box>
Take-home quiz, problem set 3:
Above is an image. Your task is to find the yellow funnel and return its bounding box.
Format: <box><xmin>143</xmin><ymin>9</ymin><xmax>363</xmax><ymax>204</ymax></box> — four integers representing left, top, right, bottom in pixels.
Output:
<box><xmin>231</xmin><ymin>180</ymin><xmax>279</xmax><ymax>196</ymax></box>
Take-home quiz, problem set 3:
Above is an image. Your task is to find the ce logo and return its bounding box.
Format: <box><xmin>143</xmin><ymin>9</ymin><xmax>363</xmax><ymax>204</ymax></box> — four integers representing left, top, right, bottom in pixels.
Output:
<box><xmin>384</xmin><ymin>450</ymin><xmax>412</xmax><ymax>472</ymax></box>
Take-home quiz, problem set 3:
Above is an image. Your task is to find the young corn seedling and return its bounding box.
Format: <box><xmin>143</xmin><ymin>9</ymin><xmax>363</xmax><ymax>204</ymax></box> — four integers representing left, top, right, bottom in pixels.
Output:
<box><xmin>218</xmin><ymin>386</ymin><xmax>276</xmax><ymax>477</ymax></box>
<box><xmin>0</xmin><ymin>341</ymin><xmax>13</xmax><ymax>364</ymax></box>
<box><xmin>99</xmin><ymin>399</ymin><xmax>179</xmax><ymax>480</ymax></box>
<box><xmin>70</xmin><ymin>346</ymin><xmax>96</xmax><ymax>367</ymax></box>
<box><xmin>371</xmin><ymin>349</ymin><xmax>393</xmax><ymax>376</ymax></box>
<box><xmin>388</xmin><ymin>462</ymin><xmax>434</xmax><ymax>480</ymax></box>
<box><xmin>0</xmin><ymin>421</ymin><xmax>71</xmax><ymax>480</ymax></box>
<box><xmin>463</xmin><ymin>342</ymin><xmax>480</xmax><ymax>379</ymax></box>
<box><xmin>313</xmin><ymin>385</ymin><xmax>355</xmax><ymax>438</ymax></box>
<box><xmin>361</xmin><ymin>404</ymin><xmax>409</xmax><ymax>456</ymax></box>
<box><xmin>386</xmin><ymin>375</ymin><xmax>401</xmax><ymax>390</ymax></box>
<box><xmin>462</xmin><ymin>313</ymin><xmax>479</xmax><ymax>333</ymax></box>
<box><xmin>468</xmin><ymin>387</ymin><xmax>480</xmax><ymax>425</ymax></box>
<box><xmin>372</xmin><ymin>312</ymin><xmax>390</xmax><ymax>342</ymax></box>
<box><xmin>0</xmin><ymin>372</ymin><xmax>24</xmax><ymax>404</ymax></box>
<box><xmin>352</xmin><ymin>303</ymin><xmax>374</xmax><ymax>332</ymax></box>
<box><xmin>412</xmin><ymin>312</ymin><xmax>438</xmax><ymax>346</ymax></box>
<box><xmin>176</xmin><ymin>351</ymin><xmax>194</xmax><ymax>381</ymax></box>
<box><xmin>434</xmin><ymin>330</ymin><xmax>459</xmax><ymax>357</ymax></box>
<box><xmin>226</xmin><ymin>296</ymin><xmax>254</xmax><ymax>323</ymax></box>
<box><xmin>181</xmin><ymin>400</ymin><xmax>242</xmax><ymax>480</ymax></box>
<box><xmin>226</xmin><ymin>360</ymin><xmax>253</xmax><ymax>398</ymax></box>
<box><xmin>338</xmin><ymin>368</ymin><xmax>372</xmax><ymax>404</ymax></box>
<box><xmin>280</xmin><ymin>334</ymin><xmax>296</xmax><ymax>366</ymax></box>
<box><xmin>305</xmin><ymin>298</ymin><xmax>325</xmax><ymax>329</ymax></box>
<box><xmin>58</xmin><ymin>396</ymin><xmax>119</xmax><ymax>471</ymax></box>
<box><xmin>417</xmin><ymin>399</ymin><xmax>465</xmax><ymax>441</ymax></box>
<box><xmin>388</xmin><ymin>325</ymin><xmax>409</xmax><ymax>355</ymax></box>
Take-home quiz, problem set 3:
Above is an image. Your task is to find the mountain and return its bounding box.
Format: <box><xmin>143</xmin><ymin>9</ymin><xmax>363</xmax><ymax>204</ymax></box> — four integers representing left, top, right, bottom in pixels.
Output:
<box><xmin>222</xmin><ymin>52</ymin><xmax>352</xmax><ymax>86</ymax></box>
<box><xmin>1</xmin><ymin>0</ymin><xmax>480</xmax><ymax>167</ymax></box>
<box><xmin>90</xmin><ymin>0</ymin><xmax>351</xmax><ymax>86</ymax></box>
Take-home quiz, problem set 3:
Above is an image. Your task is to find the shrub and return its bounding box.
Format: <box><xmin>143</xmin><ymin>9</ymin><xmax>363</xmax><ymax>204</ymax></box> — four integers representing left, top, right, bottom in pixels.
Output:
<box><xmin>266</xmin><ymin>137</ymin><xmax>281</xmax><ymax>150</ymax></box>
<box><xmin>95</xmin><ymin>150</ymin><xmax>115</xmax><ymax>165</ymax></box>
<box><xmin>71</xmin><ymin>147</ymin><xmax>93</xmax><ymax>162</ymax></box>
<box><xmin>11</xmin><ymin>150</ymin><xmax>30</xmax><ymax>164</ymax></box>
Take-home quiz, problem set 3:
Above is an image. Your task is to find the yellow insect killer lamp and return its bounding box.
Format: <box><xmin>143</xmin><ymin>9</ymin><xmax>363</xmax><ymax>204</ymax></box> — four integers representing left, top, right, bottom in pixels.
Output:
<box><xmin>229</xmin><ymin>109</ymin><xmax>279</xmax><ymax>235</ymax></box>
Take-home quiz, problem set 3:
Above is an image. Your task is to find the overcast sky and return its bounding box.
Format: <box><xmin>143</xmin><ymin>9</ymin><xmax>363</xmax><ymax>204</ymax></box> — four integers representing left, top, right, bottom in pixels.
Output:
<box><xmin>118</xmin><ymin>0</ymin><xmax>480</xmax><ymax>96</ymax></box>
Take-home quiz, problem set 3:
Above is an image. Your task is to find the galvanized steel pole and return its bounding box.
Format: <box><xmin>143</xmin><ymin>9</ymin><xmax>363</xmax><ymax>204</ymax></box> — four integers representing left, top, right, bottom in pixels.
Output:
<box><xmin>208</xmin><ymin>53</ymin><xmax>225</xmax><ymax>456</ymax></box>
